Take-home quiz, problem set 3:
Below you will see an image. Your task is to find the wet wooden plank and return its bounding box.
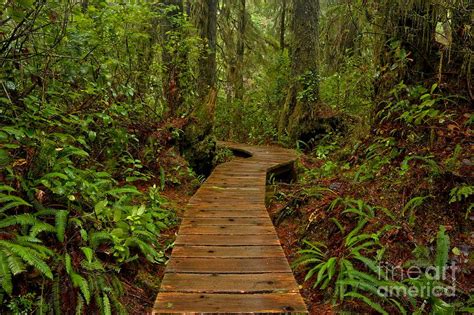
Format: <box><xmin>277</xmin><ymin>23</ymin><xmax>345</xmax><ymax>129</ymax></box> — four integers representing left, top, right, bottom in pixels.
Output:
<box><xmin>153</xmin><ymin>293</ymin><xmax>307</xmax><ymax>314</ymax></box>
<box><xmin>179</xmin><ymin>225</ymin><xmax>275</xmax><ymax>235</ymax></box>
<box><xmin>167</xmin><ymin>258</ymin><xmax>291</xmax><ymax>273</ymax></box>
<box><xmin>182</xmin><ymin>210</ymin><xmax>269</xmax><ymax>218</ymax></box>
<box><xmin>180</xmin><ymin>217</ymin><xmax>271</xmax><ymax>226</ymax></box>
<box><xmin>160</xmin><ymin>273</ymin><xmax>299</xmax><ymax>293</ymax></box>
<box><xmin>172</xmin><ymin>245</ymin><xmax>284</xmax><ymax>258</ymax></box>
<box><xmin>175</xmin><ymin>234</ymin><xmax>280</xmax><ymax>246</ymax></box>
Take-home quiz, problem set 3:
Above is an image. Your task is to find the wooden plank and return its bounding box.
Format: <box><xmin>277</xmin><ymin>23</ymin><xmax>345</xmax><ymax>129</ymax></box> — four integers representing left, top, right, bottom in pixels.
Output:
<box><xmin>160</xmin><ymin>273</ymin><xmax>298</xmax><ymax>293</ymax></box>
<box><xmin>180</xmin><ymin>217</ymin><xmax>271</xmax><ymax>226</ymax></box>
<box><xmin>171</xmin><ymin>245</ymin><xmax>284</xmax><ymax>258</ymax></box>
<box><xmin>153</xmin><ymin>293</ymin><xmax>307</xmax><ymax>314</ymax></box>
<box><xmin>167</xmin><ymin>258</ymin><xmax>291</xmax><ymax>273</ymax></box>
<box><xmin>175</xmin><ymin>234</ymin><xmax>280</xmax><ymax>246</ymax></box>
<box><xmin>182</xmin><ymin>210</ymin><xmax>269</xmax><ymax>218</ymax></box>
<box><xmin>185</xmin><ymin>205</ymin><xmax>267</xmax><ymax>211</ymax></box>
<box><xmin>179</xmin><ymin>225</ymin><xmax>275</xmax><ymax>235</ymax></box>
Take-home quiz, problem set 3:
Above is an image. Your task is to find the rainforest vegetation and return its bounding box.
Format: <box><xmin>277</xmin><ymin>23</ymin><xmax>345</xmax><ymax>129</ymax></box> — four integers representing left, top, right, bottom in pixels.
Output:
<box><xmin>0</xmin><ymin>0</ymin><xmax>472</xmax><ymax>314</ymax></box>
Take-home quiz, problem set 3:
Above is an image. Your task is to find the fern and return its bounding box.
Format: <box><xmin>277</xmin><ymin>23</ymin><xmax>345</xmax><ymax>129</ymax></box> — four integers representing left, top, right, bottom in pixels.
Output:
<box><xmin>0</xmin><ymin>251</ymin><xmax>13</xmax><ymax>294</ymax></box>
<box><xmin>55</xmin><ymin>210</ymin><xmax>69</xmax><ymax>242</ymax></box>
<box><xmin>0</xmin><ymin>240</ymin><xmax>53</xmax><ymax>279</ymax></box>
<box><xmin>402</xmin><ymin>195</ymin><xmax>431</xmax><ymax>225</ymax></box>
<box><xmin>52</xmin><ymin>277</ymin><xmax>61</xmax><ymax>315</ymax></box>
<box><xmin>435</xmin><ymin>225</ymin><xmax>449</xmax><ymax>270</ymax></box>
<box><xmin>0</xmin><ymin>191</ymin><xmax>32</xmax><ymax>213</ymax></box>
<box><xmin>344</xmin><ymin>292</ymin><xmax>388</xmax><ymax>315</ymax></box>
<box><xmin>294</xmin><ymin>221</ymin><xmax>405</xmax><ymax>314</ymax></box>
<box><xmin>4</xmin><ymin>249</ymin><xmax>26</xmax><ymax>275</ymax></box>
<box><xmin>72</xmin><ymin>273</ymin><xmax>91</xmax><ymax>305</ymax></box>
<box><xmin>89</xmin><ymin>231</ymin><xmax>113</xmax><ymax>248</ymax></box>
<box><xmin>103</xmin><ymin>294</ymin><xmax>111</xmax><ymax>315</ymax></box>
<box><xmin>65</xmin><ymin>253</ymin><xmax>91</xmax><ymax>304</ymax></box>
<box><xmin>75</xmin><ymin>294</ymin><xmax>84</xmax><ymax>315</ymax></box>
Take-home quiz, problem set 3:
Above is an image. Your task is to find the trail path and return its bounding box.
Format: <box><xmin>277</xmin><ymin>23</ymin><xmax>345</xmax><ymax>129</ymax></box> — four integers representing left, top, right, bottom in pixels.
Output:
<box><xmin>152</xmin><ymin>142</ymin><xmax>307</xmax><ymax>314</ymax></box>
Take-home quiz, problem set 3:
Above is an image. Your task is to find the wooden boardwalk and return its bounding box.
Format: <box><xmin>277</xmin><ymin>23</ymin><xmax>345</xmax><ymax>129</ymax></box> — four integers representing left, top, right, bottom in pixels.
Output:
<box><xmin>152</xmin><ymin>142</ymin><xmax>307</xmax><ymax>314</ymax></box>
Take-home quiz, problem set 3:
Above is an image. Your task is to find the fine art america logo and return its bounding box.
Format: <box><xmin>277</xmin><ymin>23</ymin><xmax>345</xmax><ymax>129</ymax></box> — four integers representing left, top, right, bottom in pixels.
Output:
<box><xmin>376</xmin><ymin>262</ymin><xmax>457</xmax><ymax>298</ymax></box>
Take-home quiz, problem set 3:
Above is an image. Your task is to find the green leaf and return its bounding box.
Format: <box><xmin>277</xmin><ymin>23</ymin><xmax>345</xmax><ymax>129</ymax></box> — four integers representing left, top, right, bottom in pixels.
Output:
<box><xmin>0</xmin><ymin>149</ymin><xmax>11</xmax><ymax>166</ymax></box>
<box><xmin>103</xmin><ymin>294</ymin><xmax>111</xmax><ymax>315</ymax></box>
<box><xmin>80</xmin><ymin>247</ymin><xmax>93</xmax><ymax>263</ymax></box>
<box><xmin>0</xmin><ymin>241</ymin><xmax>53</xmax><ymax>279</ymax></box>
<box><xmin>55</xmin><ymin>210</ymin><xmax>69</xmax><ymax>242</ymax></box>
<box><xmin>344</xmin><ymin>292</ymin><xmax>388</xmax><ymax>315</ymax></box>
<box><xmin>435</xmin><ymin>225</ymin><xmax>450</xmax><ymax>270</ymax></box>
<box><xmin>71</xmin><ymin>273</ymin><xmax>90</xmax><ymax>304</ymax></box>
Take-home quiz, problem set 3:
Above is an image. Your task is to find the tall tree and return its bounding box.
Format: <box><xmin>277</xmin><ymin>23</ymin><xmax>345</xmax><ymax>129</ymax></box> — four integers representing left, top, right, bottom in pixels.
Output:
<box><xmin>279</xmin><ymin>0</ymin><xmax>287</xmax><ymax>51</ymax></box>
<box><xmin>278</xmin><ymin>0</ymin><xmax>320</xmax><ymax>142</ymax></box>
<box><xmin>375</xmin><ymin>0</ymin><xmax>438</xmax><ymax>85</ymax></box>
<box><xmin>195</xmin><ymin>0</ymin><xmax>218</xmax><ymax>98</ymax></box>
<box><xmin>161</xmin><ymin>0</ymin><xmax>185</xmax><ymax>116</ymax></box>
<box><xmin>180</xmin><ymin>0</ymin><xmax>219</xmax><ymax>175</ymax></box>
<box><xmin>234</xmin><ymin>0</ymin><xmax>246</xmax><ymax>101</ymax></box>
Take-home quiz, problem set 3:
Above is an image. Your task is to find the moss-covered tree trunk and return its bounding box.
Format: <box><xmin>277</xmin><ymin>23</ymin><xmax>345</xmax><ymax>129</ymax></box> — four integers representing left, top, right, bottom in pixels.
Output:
<box><xmin>375</xmin><ymin>0</ymin><xmax>438</xmax><ymax>85</ymax></box>
<box><xmin>181</xmin><ymin>0</ymin><xmax>218</xmax><ymax>175</ymax></box>
<box><xmin>161</xmin><ymin>0</ymin><xmax>185</xmax><ymax>117</ymax></box>
<box><xmin>278</xmin><ymin>0</ymin><xmax>320</xmax><ymax>142</ymax></box>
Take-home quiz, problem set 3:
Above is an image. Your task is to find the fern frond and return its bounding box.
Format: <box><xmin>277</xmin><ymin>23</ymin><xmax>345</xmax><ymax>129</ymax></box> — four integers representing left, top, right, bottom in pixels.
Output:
<box><xmin>55</xmin><ymin>210</ymin><xmax>69</xmax><ymax>242</ymax></box>
<box><xmin>71</xmin><ymin>273</ymin><xmax>90</xmax><ymax>304</ymax></box>
<box><xmin>0</xmin><ymin>214</ymin><xmax>43</xmax><ymax>228</ymax></box>
<box><xmin>0</xmin><ymin>251</ymin><xmax>13</xmax><ymax>294</ymax></box>
<box><xmin>109</xmin><ymin>292</ymin><xmax>127</xmax><ymax>315</ymax></box>
<box><xmin>29</xmin><ymin>221</ymin><xmax>56</xmax><ymax>238</ymax></box>
<box><xmin>103</xmin><ymin>294</ymin><xmax>111</xmax><ymax>315</ymax></box>
<box><xmin>2</xmin><ymin>248</ymin><xmax>26</xmax><ymax>275</ymax></box>
<box><xmin>344</xmin><ymin>292</ymin><xmax>388</xmax><ymax>315</ymax></box>
<box><xmin>0</xmin><ymin>241</ymin><xmax>52</xmax><ymax>279</ymax></box>
<box><xmin>15</xmin><ymin>237</ymin><xmax>54</xmax><ymax>257</ymax></box>
<box><xmin>75</xmin><ymin>293</ymin><xmax>84</xmax><ymax>315</ymax></box>
<box><xmin>435</xmin><ymin>225</ymin><xmax>450</xmax><ymax>270</ymax></box>
<box><xmin>89</xmin><ymin>231</ymin><xmax>113</xmax><ymax>248</ymax></box>
<box><xmin>53</xmin><ymin>277</ymin><xmax>61</xmax><ymax>315</ymax></box>
<box><xmin>125</xmin><ymin>237</ymin><xmax>161</xmax><ymax>262</ymax></box>
<box><xmin>0</xmin><ymin>193</ymin><xmax>31</xmax><ymax>213</ymax></box>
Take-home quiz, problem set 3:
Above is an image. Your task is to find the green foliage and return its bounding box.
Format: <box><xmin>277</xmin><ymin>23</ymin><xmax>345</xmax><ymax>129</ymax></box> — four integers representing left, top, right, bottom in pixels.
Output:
<box><xmin>0</xmin><ymin>1</ymin><xmax>178</xmax><ymax>312</ymax></box>
<box><xmin>449</xmin><ymin>184</ymin><xmax>473</xmax><ymax>218</ymax></box>
<box><xmin>379</xmin><ymin>82</ymin><xmax>449</xmax><ymax>129</ymax></box>
<box><xmin>402</xmin><ymin>195</ymin><xmax>432</xmax><ymax>225</ymax></box>
<box><xmin>353</xmin><ymin>137</ymin><xmax>400</xmax><ymax>182</ymax></box>
<box><xmin>294</xmin><ymin>220</ymin><xmax>404</xmax><ymax>314</ymax></box>
<box><xmin>401</xmin><ymin>226</ymin><xmax>468</xmax><ymax>314</ymax></box>
<box><xmin>0</xmin><ymin>237</ymin><xmax>53</xmax><ymax>294</ymax></box>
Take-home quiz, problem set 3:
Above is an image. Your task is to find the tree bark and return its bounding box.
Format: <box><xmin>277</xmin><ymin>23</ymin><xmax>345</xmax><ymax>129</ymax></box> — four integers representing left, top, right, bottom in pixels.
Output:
<box><xmin>161</xmin><ymin>0</ymin><xmax>185</xmax><ymax>116</ymax></box>
<box><xmin>181</xmin><ymin>0</ymin><xmax>219</xmax><ymax>176</ymax></box>
<box><xmin>234</xmin><ymin>0</ymin><xmax>246</xmax><ymax>101</ymax></box>
<box><xmin>280</xmin><ymin>0</ymin><xmax>286</xmax><ymax>51</ymax></box>
<box><xmin>278</xmin><ymin>0</ymin><xmax>320</xmax><ymax>142</ymax></box>
<box><xmin>195</xmin><ymin>0</ymin><xmax>218</xmax><ymax>98</ymax></box>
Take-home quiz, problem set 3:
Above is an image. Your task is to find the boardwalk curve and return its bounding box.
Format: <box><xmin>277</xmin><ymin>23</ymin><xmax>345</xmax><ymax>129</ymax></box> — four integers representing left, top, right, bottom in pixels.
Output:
<box><xmin>152</xmin><ymin>142</ymin><xmax>308</xmax><ymax>314</ymax></box>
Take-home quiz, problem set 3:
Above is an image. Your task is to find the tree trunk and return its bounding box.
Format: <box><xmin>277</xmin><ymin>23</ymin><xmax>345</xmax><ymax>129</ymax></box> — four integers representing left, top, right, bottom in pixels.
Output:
<box><xmin>161</xmin><ymin>0</ymin><xmax>185</xmax><ymax>117</ymax></box>
<box><xmin>195</xmin><ymin>0</ymin><xmax>218</xmax><ymax>98</ymax></box>
<box><xmin>234</xmin><ymin>0</ymin><xmax>246</xmax><ymax>101</ymax></box>
<box><xmin>378</xmin><ymin>0</ymin><xmax>438</xmax><ymax>84</ymax></box>
<box><xmin>181</xmin><ymin>0</ymin><xmax>218</xmax><ymax>176</ymax></box>
<box><xmin>280</xmin><ymin>0</ymin><xmax>286</xmax><ymax>51</ymax></box>
<box><xmin>278</xmin><ymin>0</ymin><xmax>320</xmax><ymax>142</ymax></box>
